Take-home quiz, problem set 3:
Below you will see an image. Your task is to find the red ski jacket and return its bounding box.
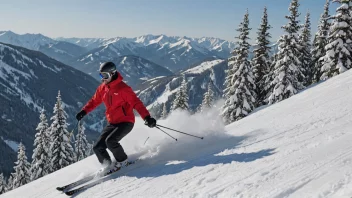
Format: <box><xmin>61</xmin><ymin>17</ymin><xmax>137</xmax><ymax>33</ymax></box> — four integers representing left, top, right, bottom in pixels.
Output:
<box><xmin>82</xmin><ymin>72</ymin><xmax>150</xmax><ymax>124</ymax></box>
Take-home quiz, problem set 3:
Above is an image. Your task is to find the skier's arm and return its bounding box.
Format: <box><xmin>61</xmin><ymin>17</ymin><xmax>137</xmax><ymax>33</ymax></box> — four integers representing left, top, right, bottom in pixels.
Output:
<box><xmin>82</xmin><ymin>86</ymin><xmax>103</xmax><ymax>114</ymax></box>
<box><xmin>121</xmin><ymin>86</ymin><xmax>150</xmax><ymax>120</ymax></box>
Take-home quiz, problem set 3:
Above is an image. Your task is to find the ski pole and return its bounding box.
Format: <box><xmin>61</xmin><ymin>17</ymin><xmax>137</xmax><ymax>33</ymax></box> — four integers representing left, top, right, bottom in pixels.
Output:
<box><xmin>156</xmin><ymin>126</ymin><xmax>178</xmax><ymax>141</ymax></box>
<box><xmin>69</xmin><ymin>121</ymin><xmax>80</xmax><ymax>141</ymax></box>
<box><xmin>144</xmin><ymin>137</ymin><xmax>150</xmax><ymax>145</ymax></box>
<box><xmin>156</xmin><ymin>124</ymin><xmax>204</xmax><ymax>140</ymax></box>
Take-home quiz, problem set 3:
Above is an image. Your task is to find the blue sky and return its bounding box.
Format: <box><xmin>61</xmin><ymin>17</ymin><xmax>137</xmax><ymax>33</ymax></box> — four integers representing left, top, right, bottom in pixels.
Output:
<box><xmin>0</xmin><ymin>0</ymin><xmax>338</xmax><ymax>42</ymax></box>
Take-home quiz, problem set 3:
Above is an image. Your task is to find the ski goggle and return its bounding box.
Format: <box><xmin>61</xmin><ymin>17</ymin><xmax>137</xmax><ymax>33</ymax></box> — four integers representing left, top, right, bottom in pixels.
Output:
<box><xmin>99</xmin><ymin>72</ymin><xmax>113</xmax><ymax>79</ymax></box>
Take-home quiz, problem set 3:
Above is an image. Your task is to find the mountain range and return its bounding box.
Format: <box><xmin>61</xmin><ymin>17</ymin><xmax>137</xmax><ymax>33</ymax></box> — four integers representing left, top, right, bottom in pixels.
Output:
<box><xmin>0</xmin><ymin>31</ymin><xmax>236</xmax><ymax>76</ymax></box>
<box><xmin>0</xmin><ymin>31</ymin><xmax>88</xmax><ymax>66</ymax></box>
<box><xmin>62</xmin><ymin>34</ymin><xmax>235</xmax><ymax>73</ymax></box>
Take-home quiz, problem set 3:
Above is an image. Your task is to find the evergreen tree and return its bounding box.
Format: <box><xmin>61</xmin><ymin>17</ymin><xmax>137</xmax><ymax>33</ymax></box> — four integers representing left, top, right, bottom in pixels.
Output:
<box><xmin>320</xmin><ymin>0</ymin><xmax>352</xmax><ymax>80</ymax></box>
<box><xmin>86</xmin><ymin>141</ymin><xmax>94</xmax><ymax>157</ymax></box>
<box><xmin>252</xmin><ymin>6</ymin><xmax>272</xmax><ymax>105</ymax></box>
<box><xmin>268</xmin><ymin>0</ymin><xmax>305</xmax><ymax>104</ymax></box>
<box><xmin>50</xmin><ymin>91</ymin><xmax>75</xmax><ymax>172</ymax></box>
<box><xmin>12</xmin><ymin>143</ymin><xmax>31</xmax><ymax>189</ymax></box>
<box><xmin>45</xmin><ymin>121</ymin><xmax>53</xmax><ymax>174</ymax></box>
<box><xmin>30</xmin><ymin>108</ymin><xmax>51</xmax><ymax>181</ymax></box>
<box><xmin>172</xmin><ymin>76</ymin><xmax>189</xmax><ymax>111</ymax></box>
<box><xmin>200</xmin><ymin>83</ymin><xmax>214</xmax><ymax>112</ymax></box>
<box><xmin>221</xmin><ymin>10</ymin><xmax>256</xmax><ymax>124</ymax></box>
<box><xmin>311</xmin><ymin>0</ymin><xmax>331</xmax><ymax>83</ymax></box>
<box><xmin>0</xmin><ymin>173</ymin><xmax>6</xmax><ymax>194</ymax></box>
<box><xmin>299</xmin><ymin>11</ymin><xmax>313</xmax><ymax>86</ymax></box>
<box><xmin>75</xmin><ymin>121</ymin><xmax>90</xmax><ymax>162</ymax></box>
<box><xmin>262</xmin><ymin>54</ymin><xmax>277</xmax><ymax>104</ymax></box>
<box><xmin>161</xmin><ymin>103</ymin><xmax>168</xmax><ymax>119</ymax></box>
<box><xmin>6</xmin><ymin>174</ymin><xmax>13</xmax><ymax>192</ymax></box>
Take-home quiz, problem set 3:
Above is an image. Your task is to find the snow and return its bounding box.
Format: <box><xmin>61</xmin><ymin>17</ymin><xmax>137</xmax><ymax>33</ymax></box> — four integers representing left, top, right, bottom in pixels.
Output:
<box><xmin>145</xmin><ymin>76</ymin><xmax>166</xmax><ymax>83</ymax></box>
<box><xmin>147</xmin><ymin>85</ymin><xmax>179</xmax><ymax>108</ymax></box>
<box><xmin>134</xmin><ymin>35</ymin><xmax>235</xmax><ymax>52</ymax></box>
<box><xmin>37</xmin><ymin>59</ymin><xmax>60</xmax><ymax>73</ymax></box>
<box><xmin>121</xmin><ymin>56</ymin><xmax>127</xmax><ymax>64</ymax></box>
<box><xmin>338</xmin><ymin>3</ymin><xmax>349</xmax><ymax>10</ymax></box>
<box><xmin>182</xmin><ymin>59</ymin><xmax>224</xmax><ymax>74</ymax></box>
<box><xmin>169</xmin><ymin>39</ymin><xmax>189</xmax><ymax>49</ymax></box>
<box><xmin>106</xmin><ymin>44</ymin><xmax>120</xmax><ymax>55</ymax></box>
<box><xmin>149</xmin><ymin>35</ymin><xmax>166</xmax><ymax>45</ymax></box>
<box><xmin>1</xmin><ymin>137</ymin><xmax>20</xmax><ymax>152</ymax></box>
<box><xmin>104</xmin><ymin>37</ymin><xmax>141</xmax><ymax>53</ymax></box>
<box><xmin>0</xmin><ymin>60</ymin><xmax>32</xmax><ymax>82</ymax></box>
<box><xmin>0</xmin><ymin>31</ymin><xmax>53</xmax><ymax>50</ymax></box>
<box><xmin>139</xmin><ymin>77</ymin><xmax>148</xmax><ymax>81</ymax></box>
<box><xmin>134</xmin><ymin>35</ymin><xmax>154</xmax><ymax>45</ymax></box>
<box><xmin>0</xmin><ymin>59</ymin><xmax>41</xmax><ymax>111</ymax></box>
<box><xmin>4</xmin><ymin>70</ymin><xmax>352</xmax><ymax>197</ymax></box>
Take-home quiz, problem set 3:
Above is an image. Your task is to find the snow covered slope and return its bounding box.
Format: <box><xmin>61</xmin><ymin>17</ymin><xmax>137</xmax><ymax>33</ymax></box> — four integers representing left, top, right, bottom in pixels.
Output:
<box><xmin>3</xmin><ymin>66</ymin><xmax>352</xmax><ymax>197</ymax></box>
<box><xmin>137</xmin><ymin>58</ymin><xmax>226</xmax><ymax>115</ymax></box>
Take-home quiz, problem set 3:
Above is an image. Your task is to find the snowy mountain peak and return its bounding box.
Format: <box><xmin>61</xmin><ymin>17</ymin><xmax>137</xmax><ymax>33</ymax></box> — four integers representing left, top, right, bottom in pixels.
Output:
<box><xmin>134</xmin><ymin>34</ymin><xmax>178</xmax><ymax>46</ymax></box>
<box><xmin>55</xmin><ymin>37</ymin><xmax>106</xmax><ymax>49</ymax></box>
<box><xmin>0</xmin><ymin>31</ymin><xmax>54</xmax><ymax>50</ymax></box>
<box><xmin>182</xmin><ymin>59</ymin><xmax>225</xmax><ymax>74</ymax></box>
<box><xmin>134</xmin><ymin>34</ymin><xmax>157</xmax><ymax>45</ymax></box>
<box><xmin>0</xmin><ymin>30</ymin><xmax>15</xmax><ymax>36</ymax></box>
<box><xmin>148</xmin><ymin>35</ymin><xmax>169</xmax><ymax>45</ymax></box>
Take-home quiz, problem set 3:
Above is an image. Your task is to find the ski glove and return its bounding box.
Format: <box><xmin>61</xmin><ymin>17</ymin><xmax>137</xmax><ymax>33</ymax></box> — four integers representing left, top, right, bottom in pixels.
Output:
<box><xmin>76</xmin><ymin>110</ymin><xmax>86</xmax><ymax>121</ymax></box>
<box><xmin>144</xmin><ymin>115</ymin><xmax>157</xmax><ymax>128</ymax></box>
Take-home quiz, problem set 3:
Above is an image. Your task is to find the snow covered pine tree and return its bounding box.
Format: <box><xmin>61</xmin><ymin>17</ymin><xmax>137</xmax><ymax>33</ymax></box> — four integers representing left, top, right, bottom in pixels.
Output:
<box><xmin>30</xmin><ymin>108</ymin><xmax>51</xmax><ymax>181</ymax></box>
<box><xmin>172</xmin><ymin>76</ymin><xmax>189</xmax><ymax>111</ymax></box>
<box><xmin>320</xmin><ymin>0</ymin><xmax>352</xmax><ymax>80</ymax></box>
<box><xmin>12</xmin><ymin>143</ymin><xmax>31</xmax><ymax>189</ymax></box>
<box><xmin>75</xmin><ymin>121</ymin><xmax>90</xmax><ymax>162</ymax></box>
<box><xmin>268</xmin><ymin>0</ymin><xmax>305</xmax><ymax>104</ymax></box>
<box><xmin>161</xmin><ymin>103</ymin><xmax>168</xmax><ymax>119</ymax></box>
<box><xmin>222</xmin><ymin>10</ymin><xmax>256</xmax><ymax>124</ymax></box>
<box><xmin>200</xmin><ymin>82</ymin><xmax>214</xmax><ymax>112</ymax></box>
<box><xmin>6</xmin><ymin>174</ymin><xmax>13</xmax><ymax>192</ymax></box>
<box><xmin>299</xmin><ymin>11</ymin><xmax>313</xmax><ymax>86</ymax></box>
<box><xmin>252</xmin><ymin>6</ymin><xmax>272</xmax><ymax>105</ymax></box>
<box><xmin>50</xmin><ymin>91</ymin><xmax>76</xmax><ymax>172</ymax></box>
<box><xmin>0</xmin><ymin>173</ymin><xmax>6</xmax><ymax>194</ymax></box>
<box><xmin>311</xmin><ymin>0</ymin><xmax>331</xmax><ymax>83</ymax></box>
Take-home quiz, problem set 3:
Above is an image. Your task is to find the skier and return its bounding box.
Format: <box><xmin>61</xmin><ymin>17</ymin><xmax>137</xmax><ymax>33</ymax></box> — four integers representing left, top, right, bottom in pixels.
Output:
<box><xmin>75</xmin><ymin>61</ymin><xmax>157</xmax><ymax>171</ymax></box>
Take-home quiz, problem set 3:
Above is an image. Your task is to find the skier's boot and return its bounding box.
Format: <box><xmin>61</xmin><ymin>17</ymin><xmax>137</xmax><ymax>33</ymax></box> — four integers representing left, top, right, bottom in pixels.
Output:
<box><xmin>108</xmin><ymin>159</ymin><xmax>130</xmax><ymax>173</ymax></box>
<box><xmin>97</xmin><ymin>159</ymin><xmax>113</xmax><ymax>176</ymax></box>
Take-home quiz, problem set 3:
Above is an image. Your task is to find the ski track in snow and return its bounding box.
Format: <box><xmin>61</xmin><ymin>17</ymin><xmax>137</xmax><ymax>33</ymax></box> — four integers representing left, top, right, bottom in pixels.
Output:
<box><xmin>3</xmin><ymin>70</ymin><xmax>352</xmax><ymax>198</ymax></box>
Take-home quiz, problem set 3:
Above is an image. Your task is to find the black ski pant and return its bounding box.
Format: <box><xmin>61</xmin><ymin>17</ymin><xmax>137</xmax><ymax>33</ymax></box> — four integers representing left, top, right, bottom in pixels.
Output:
<box><xmin>93</xmin><ymin>122</ymin><xmax>134</xmax><ymax>165</ymax></box>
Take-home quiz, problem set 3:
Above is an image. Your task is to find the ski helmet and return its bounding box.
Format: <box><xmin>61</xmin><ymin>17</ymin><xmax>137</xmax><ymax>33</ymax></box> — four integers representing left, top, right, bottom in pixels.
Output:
<box><xmin>99</xmin><ymin>62</ymin><xmax>116</xmax><ymax>73</ymax></box>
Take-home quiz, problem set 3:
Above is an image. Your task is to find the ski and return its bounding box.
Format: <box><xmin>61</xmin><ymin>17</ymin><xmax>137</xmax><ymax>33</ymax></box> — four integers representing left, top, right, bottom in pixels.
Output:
<box><xmin>63</xmin><ymin>160</ymin><xmax>139</xmax><ymax>196</ymax></box>
<box><xmin>56</xmin><ymin>172</ymin><xmax>98</xmax><ymax>192</ymax></box>
<box><xmin>56</xmin><ymin>159</ymin><xmax>139</xmax><ymax>192</ymax></box>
